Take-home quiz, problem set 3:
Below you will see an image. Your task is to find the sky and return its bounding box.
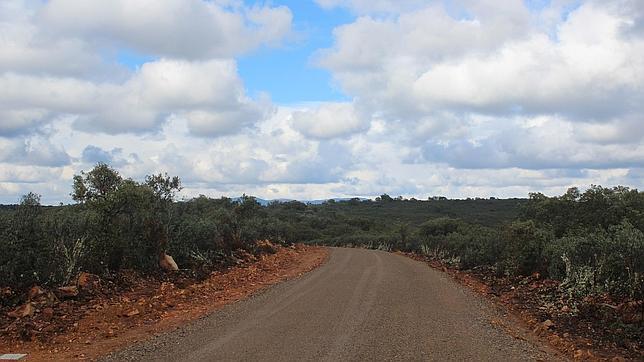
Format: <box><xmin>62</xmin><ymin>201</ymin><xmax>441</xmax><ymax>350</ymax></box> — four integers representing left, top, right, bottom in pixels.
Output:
<box><xmin>1</xmin><ymin>0</ymin><xmax>643</xmax><ymax>204</ymax></box>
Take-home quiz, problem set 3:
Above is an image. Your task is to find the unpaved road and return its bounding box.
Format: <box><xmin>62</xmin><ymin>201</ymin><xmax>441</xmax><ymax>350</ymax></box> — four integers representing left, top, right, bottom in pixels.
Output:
<box><xmin>104</xmin><ymin>247</ymin><xmax>562</xmax><ymax>361</ymax></box>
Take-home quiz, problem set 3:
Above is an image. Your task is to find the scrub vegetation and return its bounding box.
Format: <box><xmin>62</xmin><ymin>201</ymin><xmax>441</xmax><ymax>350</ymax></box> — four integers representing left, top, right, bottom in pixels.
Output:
<box><xmin>1</xmin><ymin>164</ymin><xmax>642</xmax><ymax>301</ymax></box>
<box><xmin>0</xmin><ymin>163</ymin><xmax>642</xmax><ymax>355</ymax></box>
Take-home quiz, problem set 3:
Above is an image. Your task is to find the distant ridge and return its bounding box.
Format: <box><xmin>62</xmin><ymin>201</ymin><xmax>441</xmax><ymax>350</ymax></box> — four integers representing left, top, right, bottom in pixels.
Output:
<box><xmin>231</xmin><ymin>196</ymin><xmax>371</xmax><ymax>206</ymax></box>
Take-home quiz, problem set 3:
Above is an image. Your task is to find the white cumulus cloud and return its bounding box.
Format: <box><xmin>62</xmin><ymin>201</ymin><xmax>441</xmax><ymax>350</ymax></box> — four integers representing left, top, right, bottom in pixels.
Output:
<box><xmin>291</xmin><ymin>103</ymin><xmax>369</xmax><ymax>139</ymax></box>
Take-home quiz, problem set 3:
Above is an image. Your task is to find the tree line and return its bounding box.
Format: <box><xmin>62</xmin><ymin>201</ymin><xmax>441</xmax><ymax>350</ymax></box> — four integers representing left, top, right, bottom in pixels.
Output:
<box><xmin>0</xmin><ymin>163</ymin><xmax>642</xmax><ymax>303</ymax></box>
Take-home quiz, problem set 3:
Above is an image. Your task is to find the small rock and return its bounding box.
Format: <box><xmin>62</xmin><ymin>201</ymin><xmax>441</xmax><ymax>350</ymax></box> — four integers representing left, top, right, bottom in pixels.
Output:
<box><xmin>125</xmin><ymin>308</ymin><xmax>140</xmax><ymax>317</ymax></box>
<box><xmin>561</xmin><ymin>305</ymin><xmax>570</xmax><ymax>313</ymax></box>
<box><xmin>42</xmin><ymin>307</ymin><xmax>54</xmax><ymax>321</ymax></box>
<box><xmin>573</xmin><ymin>349</ymin><xmax>591</xmax><ymax>359</ymax></box>
<box><xmin>159</xmin><ymin>252</ymin><xmax>179</xmax><ymax>271</ymax></box>
<box><xmin>542</xmin><ymin>319</ymin><xmax>554</xmax><ymax>329</ymax></box>
<box><xmin>28</xmin><ymin>285</ymin><xmax>45</xmax><ymax>300</ymax></box>
<box><xmin>57</xmin><ymin>285</ymin><xmax>79</xmax><ymax>298</ymax></box>
<box><xmin>77</xmin><ymin>272</ymin><xmax>100</xmax><ymax>291</ymax></box>
<box><xmin>42</xmin><ymin>291</ymin><xmax>59</xmax><ymax>305</ymax></box>
<box><xmin>159</xmin><ymin>282</ymin><xmax>175</xmax><ymax>293</ymax></box>
<box><xmin>8</xmin><ymin>302</ymin><xmax>35</xmax><ymax>318</ymax></box>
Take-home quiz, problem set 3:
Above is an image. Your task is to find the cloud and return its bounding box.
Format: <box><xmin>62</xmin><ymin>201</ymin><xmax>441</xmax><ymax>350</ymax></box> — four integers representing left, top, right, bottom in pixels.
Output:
<box><xmin>0</xmin><ymin>109</ymin><xmax>50</xmax><ymax>136</ymax></box>
<box><xmin>1</xmin><ymin>59</ymin><xmax>270</xmax><ymax>135</ymax></box>
<box><xmin>312</xmin><ymin>0</ymin><xmax>644</xmax><ymax>181</ymax></box>
<box><xmin>1</xmin><ymin>110</ymin><xmax>642</xmax><ymax>204</ymax></box>
<box><xmin>319</xmin><ymin>1</ymin><xmax>644</xmax><ymax>123</ymax></box>
<box><xmin>575</xmin><ymin>117</ymin><xmax>644</xmax><ymax>145</ymax></box>
<box><xmin>1</xmin><ymin>0</ymin><xmax>644</xmax><ymax>204</ymax></box>
<box><xmin>421</xmin><ymin>116</ymin><xmax>644</xmax><ymax>170</ymax></box>
<box><xmin>0</xmin><ymin>1</ymin><xmax>121</xmax><ymax>79</ymax></box>
<box><xmin>38</xmin><ymin>0</ymin><xmax>292</xmax><ymax>59</ymax></box>
<box><xmin>0</xmin><ymin>135</ymin><xmax>71</xmax><ymax>167</ymax></box>
<box><xmin>81</xmin><ymin>145</ymin><xmax>136</xmax><ymax>167</ymax></box>
<box><xmin>0</xmin><ymin>1</ymin><xmax>290</xmax><ymax>136</ymax></box>
<box><xmin>291</xmin><ymin>102</ymin><xmax>370</xmax><ymax>139</ymax></box>
<box><xmin>80</xmin><ymin>58</ymin><xmax>269</xmax><ymax>135</ymax></box>
<box><xmin>411</xmin><ymin>5</ymin><xmax>644</xmax><ymax>120</ymax></box>
<box><xmin>0</xmin><ymin>165</ymin><xmax>64</xmax><ymax>184</ymax></box>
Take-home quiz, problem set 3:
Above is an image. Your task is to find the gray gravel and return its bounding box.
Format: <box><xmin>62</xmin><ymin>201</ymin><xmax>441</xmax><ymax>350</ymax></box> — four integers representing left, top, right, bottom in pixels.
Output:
<box><xmin>102</xmin><ymin>247</ymin><xmax>564</xmax><ymax>361</ymax></box>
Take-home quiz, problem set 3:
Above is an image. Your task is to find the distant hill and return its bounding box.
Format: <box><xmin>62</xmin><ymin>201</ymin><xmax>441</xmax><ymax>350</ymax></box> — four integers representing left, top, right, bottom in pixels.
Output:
<box><xmin>230</xmin><ymin>197</ymin><xmax>372</xmax><ymax>206</ymax></box>
<box><xmin>306</xmin><ymin>198</ymin><xmax>371</xmax><ymax>205</ymax></box>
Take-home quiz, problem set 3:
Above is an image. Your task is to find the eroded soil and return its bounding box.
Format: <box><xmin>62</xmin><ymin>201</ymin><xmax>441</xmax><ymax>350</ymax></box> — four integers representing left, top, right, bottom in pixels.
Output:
<box><xmin>0</xmin><ymin>244</ymin><xmax>328</xmax><ymax>361</ymax></box>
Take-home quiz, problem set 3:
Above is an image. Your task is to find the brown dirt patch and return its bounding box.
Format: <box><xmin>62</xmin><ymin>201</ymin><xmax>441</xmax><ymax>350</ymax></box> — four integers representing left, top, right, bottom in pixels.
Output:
<box><xmin>1</xmin><ymin>244</ymin><xmax>329</xmax><ymax>361</ymax></box>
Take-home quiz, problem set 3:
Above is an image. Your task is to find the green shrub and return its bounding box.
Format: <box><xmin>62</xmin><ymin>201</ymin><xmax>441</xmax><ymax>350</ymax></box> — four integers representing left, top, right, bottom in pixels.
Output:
<box><xmin>419</xmin><ymin>217</ymin><xmax>462</xmax><ymax>237</ymax></box>
<box><xmin>2</xmin><ymin>171</ymin><xmax>643</xmax><ymax>308</ymax></box>
<box><xmin>497</xmin><ymin>220</ymin><xmax>552</xmax><ymax>276</ymax></box>
<box><xmin>0</xmin><ymin>193</ymin><xmax>63</xmax><ymax>288</ymax></box>
<box><xmin>546</xmin><ymin>222</ymin><xmax>644</xmax><ymax>299</ymax></box>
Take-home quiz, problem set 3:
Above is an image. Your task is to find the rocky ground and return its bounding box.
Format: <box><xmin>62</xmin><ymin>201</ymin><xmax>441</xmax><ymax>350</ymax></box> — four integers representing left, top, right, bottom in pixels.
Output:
<box><xmin>0</xmin><ymin>243</ymin><xmax>328</xmax><ymax>361</ymax></box>
<box><xmin>403</xmin><ymin>252</ymin><xmax>643</xmax><ymax>361</ymax></box>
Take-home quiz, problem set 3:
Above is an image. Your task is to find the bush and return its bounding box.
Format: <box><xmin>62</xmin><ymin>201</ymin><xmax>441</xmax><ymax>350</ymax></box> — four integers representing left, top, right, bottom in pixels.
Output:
<box><xmin>0</xmin><ymin>194</ymin><xmax>64</xmax><ymax>288</ymax></box>
<box><xmin>419</xmin><ymin>217</ymin><xmax>462</xmax><ymax>237</ymax></box>
<box><xmin>451</xmin><ymin>226</ymin><xmax>501</xmax><ymax>269</ymax></box>
<box><xmin>2</xmin><ymin>171</ymin><xmax>642</xmax><ymax>309</ymax></box>
<box><xmin>416</xmin><ymin>218</ymin><xmax>501</xmax><ymax>269</ymax></box>
<box><xmin>523</xmin><ymin>186</ymin><xmax>644</xmax><ymax>236</ymax></box>
<box><xmin>546</xmin><ymin>222</ymin><xmax>644</xmax><ymax>299</ymax></box>
<box><xmin>497</xmin><ymin>221</ymin><xmax>552</xmax><ymax>276</ymax></box>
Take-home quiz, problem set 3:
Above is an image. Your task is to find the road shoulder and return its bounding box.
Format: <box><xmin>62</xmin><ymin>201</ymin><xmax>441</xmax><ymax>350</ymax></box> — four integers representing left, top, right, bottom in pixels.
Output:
<box><xmin>400</xmin><ymin>251</ymin><xmax>636</xmax><ymax>360</ymax></box>
<box><xmin>1</xmin><ymin>245</ymin><xmax>329</xmax><ymax>361</ymax></box>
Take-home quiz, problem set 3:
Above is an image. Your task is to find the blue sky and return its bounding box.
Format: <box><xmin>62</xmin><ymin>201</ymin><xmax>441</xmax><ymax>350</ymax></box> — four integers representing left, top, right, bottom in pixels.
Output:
<box><xmin>1</xmin><ymin>0</ymin><xmax>643</xmax><ymax>203</ymax></box>
<box><xmin>118</xmin><ymin>0</ymin><xmax>355</xmax><ymax>104</ymax></box>
<box><xmin>238</xmin><ymin>0</ymin><xmax>354</xmax><ymax>104</ymax></box>
<box><xmin>116</xmin><ymin>0</ymin><xmax>580</xmax><ymax>105</ymax></box>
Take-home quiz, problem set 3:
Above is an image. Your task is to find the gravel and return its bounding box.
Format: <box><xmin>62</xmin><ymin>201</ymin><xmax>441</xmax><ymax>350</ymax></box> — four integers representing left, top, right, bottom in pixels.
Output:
<box><xmin>102</xmin><ymin>247</ymin><xmax>565</xmax><ymax>361</ymax></box>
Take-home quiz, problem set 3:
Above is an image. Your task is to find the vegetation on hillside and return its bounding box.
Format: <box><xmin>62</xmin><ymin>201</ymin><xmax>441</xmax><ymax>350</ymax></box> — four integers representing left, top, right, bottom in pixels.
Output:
<box><xmin>1</xmin><ymin>163</ymin><xmax>642</xmax><ymax>306</ymax></box>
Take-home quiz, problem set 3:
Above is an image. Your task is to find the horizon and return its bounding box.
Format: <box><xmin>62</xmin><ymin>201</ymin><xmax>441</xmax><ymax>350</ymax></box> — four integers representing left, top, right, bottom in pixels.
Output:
<box><xmin>2</xmin><ymin>183</ymin><xmax>630</xmax><ymax>207</ymax></box>
<box><xmin>1</xmin><ymin>0</ymin><xmax>644</xmax><ymax>205</ymax></box>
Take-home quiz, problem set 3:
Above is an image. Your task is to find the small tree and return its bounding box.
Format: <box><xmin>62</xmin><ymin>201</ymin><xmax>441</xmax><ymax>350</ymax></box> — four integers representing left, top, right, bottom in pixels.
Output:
<box><xmin>145</xmin><ymin>173</ymin><xmax>182</xmax><ymax>253</ymax></box>
<box><xmin>72</xmin><ymin>163</ymin><xmax>123</xmax><ymax>203</ymax></box>
<box><xmin>2</xmin><ymin>192</ymin><xmax>52</xmax><ymax>288</ymax></box>
<box><xmin>71</xmin><ymin>164</ymin><xmax>182</xmax><ymax>271</ymax></box>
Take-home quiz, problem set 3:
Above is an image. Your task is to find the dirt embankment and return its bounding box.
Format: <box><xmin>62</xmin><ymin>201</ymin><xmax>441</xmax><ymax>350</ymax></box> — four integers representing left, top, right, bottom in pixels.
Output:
<box><xmin>402</xmin><ymin>252</ymin><xmax>643</xmax><ymax>361</ymax></box>
<box><xmin>0</xmin><ymin>244</ymin><xmax>329</xmax><ymax>361</ymax></box>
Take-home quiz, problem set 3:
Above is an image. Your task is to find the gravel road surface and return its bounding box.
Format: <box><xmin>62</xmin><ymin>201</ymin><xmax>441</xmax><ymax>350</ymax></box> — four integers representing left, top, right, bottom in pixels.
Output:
<box><xmin>103</xmin><ymin>247</ymin><xmax>562</xmax><ymax>361</ymax></box>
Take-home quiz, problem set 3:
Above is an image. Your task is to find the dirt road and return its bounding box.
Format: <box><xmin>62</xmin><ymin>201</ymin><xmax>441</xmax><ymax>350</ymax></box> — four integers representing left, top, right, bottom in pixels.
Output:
<box><xmin>103</xmin><ymin>247</ymin><xmax>561</xmax><ymax>361</ymax></box>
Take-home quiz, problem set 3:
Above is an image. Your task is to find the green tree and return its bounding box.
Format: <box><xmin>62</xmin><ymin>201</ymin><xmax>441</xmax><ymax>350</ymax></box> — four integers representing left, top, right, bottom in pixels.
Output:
<box><xmin>72</xmin><ymin>162</ymin><xmax>123</xmax><ymax>203</ymax></box>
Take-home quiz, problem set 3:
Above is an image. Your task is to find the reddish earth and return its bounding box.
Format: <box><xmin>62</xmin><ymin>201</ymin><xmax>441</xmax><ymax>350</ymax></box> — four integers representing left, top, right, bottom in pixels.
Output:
<box><xmin>3</xmin><ymin>245</ymin><xmax>640</xmax><ymax>361</ymax></box>
<box><xmin>0</xmin><ymin>244</ymin><xmax>329</xmax><ymax>361</ymax></box>
<box><xmin>401</xmin><ymin>252</ymin><xmax>643</xmax><ymax>361</ymax></box>
<box><xmin>101</xmin><ymin>247</ymin><xmax>560</xmax><ymax>361</ymax></box>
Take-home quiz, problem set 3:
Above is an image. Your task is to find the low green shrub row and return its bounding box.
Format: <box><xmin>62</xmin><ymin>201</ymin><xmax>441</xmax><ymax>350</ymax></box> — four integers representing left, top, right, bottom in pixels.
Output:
<box><xmin>1</xmin><ymin>163</ymin><xmax>642</xmax><ymax>303</ymax></box>
<box><xmin>0</xmin><ymin>164</ymin><xmax>290</xmax><ymax>291</ymax></box>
